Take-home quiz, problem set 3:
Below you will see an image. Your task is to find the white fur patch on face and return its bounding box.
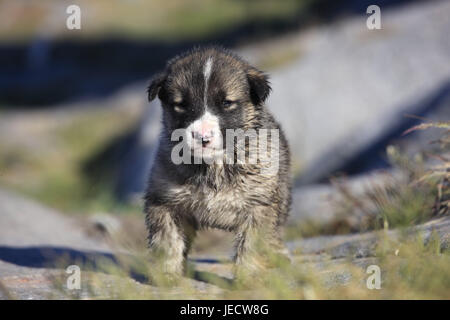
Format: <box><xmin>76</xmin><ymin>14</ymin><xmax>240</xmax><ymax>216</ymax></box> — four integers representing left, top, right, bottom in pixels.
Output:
<box><xmin>185</xmin><ymin>110</ymin><xmax>223</xmax><ymax>161</ymax></box>
<box><xmin>203</xmin><ymin>57</ymin><xmax>213</xmax><ymax>109</ymax></box>
<box><xmin>203</xmin><ymin>57</ymin><xmax>213</xmax><ymax>85</ymax></box>
<box><xmin>174</xmin><ymin>57</ymin><xmax>223</xmax><ymax>163</ymax></box>
<box><xmin>184</xmin><ymin>57</ymin><xmax>222</xmax><ymax>162</ymax></box>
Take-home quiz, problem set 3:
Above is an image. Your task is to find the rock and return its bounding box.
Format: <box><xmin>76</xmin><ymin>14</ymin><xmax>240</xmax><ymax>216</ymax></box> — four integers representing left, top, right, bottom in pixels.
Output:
<box><xmin>0</xmin><ymin>261</ymin><xmax>67</xmax><ymax>300</ymax></box>
<box><xmin>0</xmin><ymin>188</ymin><xmax>224</xmax><ymax>299</ymax></box>
<box><xmin>0</xmin><ymin>260</ymin><xmax>223</xmax><ymax>300</ymax></box>
<box><xmin>0</xmin><ymin>188</ymin><xmax>110</xmax><ymax>252</ymax></box>
<box><xmin>0</xmin><ymin>187</ymin><xmax>448</xmax><ymax>299</ymax></box>
<box><xmin>288</xmin><ymin>216</ymin><xmax>450</xmax><ymax>259</ymax></box>
<box><xmin>265</xmin><ymin>0</ymin><xmax>450</xmax><ymax>183</ymax></box>
<box><xmin>288</xmin><ymin>169</ymin><xmax>408</xmax><ymax>231</ymax></box>
<box><xmin>115</xmin><ymin>99</ymin><xmax>162</xmax><ymax>202</ymax></box>
<box><xmin>88</xmin><ymin>213</ymin><xmax>122</xmax><ymax>237</ymax></box>
<box><xmin>0</xmin><ymin>187</ymin><xmax>121</xmax><ymax>299</ymax></box>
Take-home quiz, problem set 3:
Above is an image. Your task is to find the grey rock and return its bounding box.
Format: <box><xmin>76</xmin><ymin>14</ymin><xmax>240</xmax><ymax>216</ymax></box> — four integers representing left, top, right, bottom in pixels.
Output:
<box><xmin>0</xmin><ymin>188</ymin><xmax>224</xmax><ymax>299</ymax></box>
<box><xmin>89</xmin><ymin>213</ymin><xmax>122</xmax><ymax>236</ymax></box>
<box><xmin>265</xmin><ymin>0</ymin><xmax>450</xmax><ymax>183</ymax></box>
<box><xmin>0</xmin><ymin>187</ymin><xmax>448</xmax><ymax>298</ymax></box>
<box><xmin>288</xmin><ymin>169</ymin><xmax>407</xmax><ymax>229</ymax></box>
<box><xmin>116</xmin><ymin>100</ymin><xmax>162</xmax><ymax>202</ymax></box>
<box><xmin>0</xmin><ymin>188</ymin><xmax>110</xmax><ymax>252</ymax></box>
<box><xmin>288</xmin><ymin>216</ymin><xmax>450</xmax><ymax>259</ymax></box>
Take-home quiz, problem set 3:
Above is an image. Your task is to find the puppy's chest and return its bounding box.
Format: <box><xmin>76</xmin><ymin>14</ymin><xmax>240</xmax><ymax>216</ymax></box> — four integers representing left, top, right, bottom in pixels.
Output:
<box><xmin>173</xmin><ymin>181</ymin><xmax>248</xmax><ymax>213</ymax></box>
<box><xmin>163</xmin><ymin>164</ymin><xmax>276</xmax><ymax>228</ymax></box>
<box><xmin>165</xmin><ymin>173</ymin><xmax>251</xmax><ymax>227</ymax></box>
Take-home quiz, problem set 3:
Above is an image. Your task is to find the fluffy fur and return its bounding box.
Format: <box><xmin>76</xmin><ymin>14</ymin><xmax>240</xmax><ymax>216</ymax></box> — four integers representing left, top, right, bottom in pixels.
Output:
<box><xmin>144</xmin><ymin>47</ymin><xmax>292</xmax><ymax>276</ymax></box>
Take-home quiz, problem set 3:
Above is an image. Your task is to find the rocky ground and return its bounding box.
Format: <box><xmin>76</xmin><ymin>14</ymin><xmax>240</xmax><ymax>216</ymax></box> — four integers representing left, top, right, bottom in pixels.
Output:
<box><xmin>0</xmin><ymin>185</ymin><xmax>448</xmax><ymax>299</ymax></box>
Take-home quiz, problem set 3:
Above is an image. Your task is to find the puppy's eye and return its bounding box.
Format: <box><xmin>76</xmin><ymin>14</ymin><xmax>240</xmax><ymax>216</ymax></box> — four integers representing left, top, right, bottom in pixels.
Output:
<box><xmin>222</xmin><ymin>100</ymin><xmax>236</xmax><ymax>109</ymax></box>
<box><xmin>173</xmin><ymin>104</ymin><xmax>185</xmax><ymax>113</ymax></box>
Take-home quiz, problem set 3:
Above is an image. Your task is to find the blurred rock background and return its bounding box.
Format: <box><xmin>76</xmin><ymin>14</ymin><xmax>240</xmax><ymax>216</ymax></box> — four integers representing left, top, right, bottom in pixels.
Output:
<box><xmin>0</xmin><ymin>0</ymin><xmax>449</xmax><ymax>299</ymax></box>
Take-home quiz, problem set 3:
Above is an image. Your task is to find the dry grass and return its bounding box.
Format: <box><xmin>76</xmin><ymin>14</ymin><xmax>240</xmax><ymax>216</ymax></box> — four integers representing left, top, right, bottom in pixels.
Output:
<box><xmin>45</xmin><ymin>228</ymin><xmax>450</xmax><ymax>300</ymax></box>
<box><xmin>285</xmin><ymin>121</ymin><xmax>450</xmax><ymax>240</ymax></box>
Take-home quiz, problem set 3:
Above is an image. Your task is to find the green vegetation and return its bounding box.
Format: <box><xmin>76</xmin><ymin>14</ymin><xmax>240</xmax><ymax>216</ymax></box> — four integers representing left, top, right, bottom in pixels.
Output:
<box><xmin>0</xmin><ymin>0</ymin><xmax>312</xmax><ymax>42</ymax></box>
<box><xmin>373</xmin><ymin>121</ymin><xmax>449</xmax><ymax>229</ymax></box>
<box><xmin>0</xmin><ymin>107</ymin><xmax>141</xmax><ymax>214</ymax></box>
<box><xmin>42</xmin><ymin>227</ymin><xmax>450</xmax><ymax>300</ymax></box>
<box><xmin>286</xmin><ymin>121</ymin><xmax>449</xmax><ymax>239</ymax></box>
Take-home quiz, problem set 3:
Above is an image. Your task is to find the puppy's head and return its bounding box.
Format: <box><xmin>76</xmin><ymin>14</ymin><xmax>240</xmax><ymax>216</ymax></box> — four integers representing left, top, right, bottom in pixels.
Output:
<box><xmin>148</xmin><ymin>47</ymin><xmax>271</xmax><ymax>161</ymax></box>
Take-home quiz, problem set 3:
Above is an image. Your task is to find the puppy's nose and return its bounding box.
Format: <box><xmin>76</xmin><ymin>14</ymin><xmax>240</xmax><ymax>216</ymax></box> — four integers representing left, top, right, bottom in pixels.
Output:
<box><xmin>192</xmin><ymin>130</ymin><xmax>214</xmax><ymax>147</ymax></box>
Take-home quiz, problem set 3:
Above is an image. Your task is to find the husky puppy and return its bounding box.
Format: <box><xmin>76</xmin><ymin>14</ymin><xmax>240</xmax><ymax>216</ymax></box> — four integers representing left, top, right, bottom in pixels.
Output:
<box><xmin>144</xmin><ymin>47</ymin><xmax>291</xmax><ymax>277</ymax></box>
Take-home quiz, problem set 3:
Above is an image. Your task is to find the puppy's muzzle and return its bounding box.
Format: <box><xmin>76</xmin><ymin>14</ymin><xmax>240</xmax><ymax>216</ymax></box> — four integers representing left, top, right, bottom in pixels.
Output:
<box><xmin>192</xmin><ymin>130</ymin><xmax>214</xmax><ymax>147</ymax></box>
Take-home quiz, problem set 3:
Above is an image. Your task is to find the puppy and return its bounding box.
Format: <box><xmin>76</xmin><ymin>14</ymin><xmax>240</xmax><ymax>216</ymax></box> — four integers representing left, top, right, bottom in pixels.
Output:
<box><xmin>144</xmin><ymin>47</ymin><xmax>291</xmax><ymax>277</ymax></box>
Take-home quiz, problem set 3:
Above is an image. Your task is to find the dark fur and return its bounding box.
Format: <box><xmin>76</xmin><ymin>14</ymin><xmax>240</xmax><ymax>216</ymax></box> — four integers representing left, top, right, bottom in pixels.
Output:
<box><xmin>144</xmin><ymin>47</ymin><xmax>292</xmax><ymax>276</ymax></box>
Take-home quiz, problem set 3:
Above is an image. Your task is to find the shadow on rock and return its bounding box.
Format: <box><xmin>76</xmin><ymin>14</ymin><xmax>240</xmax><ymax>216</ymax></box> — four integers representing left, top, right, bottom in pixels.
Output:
<box><xmin>0</xmin><ymin>246</ymin><xmax>152</xmax><ymax>283</ymax></box>
<box><xmin>0</xmin><ymin>246</ymin><xmax>233</xmax><ymax>287</ymax></box>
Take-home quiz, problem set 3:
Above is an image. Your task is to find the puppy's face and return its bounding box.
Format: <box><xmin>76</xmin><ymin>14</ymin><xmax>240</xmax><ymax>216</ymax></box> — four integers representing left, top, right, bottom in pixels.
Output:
<box><xmin>148</xmin><ymin>48</ymin><xmax>271</xmax><ymax>161</ymax></box>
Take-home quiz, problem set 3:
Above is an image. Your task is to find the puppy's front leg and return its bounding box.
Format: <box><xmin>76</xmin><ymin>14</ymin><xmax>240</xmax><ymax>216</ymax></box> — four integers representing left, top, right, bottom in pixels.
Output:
<box><xmin>233</xmin><ymin>221</ymin><xmax>264</xmax><ymax>276</ymax></box>
<box><xmin>233</xmin><ymin>207</ymin><xmax>289</xmax><ymax>277</ymax></box>
<box><xmin>145</xmin><ymin>205</ymin><xmax>185</xmax><ymax>276</ymax></box>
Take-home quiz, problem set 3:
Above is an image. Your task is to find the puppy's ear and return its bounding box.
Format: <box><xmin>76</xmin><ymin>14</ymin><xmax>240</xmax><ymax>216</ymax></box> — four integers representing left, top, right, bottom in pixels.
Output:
<box><xmin>246</xmin><ymin>67</ymin><xmax>271</xmax><ymax>105</ymax></box>
<box><xmin>147</xmin><ymin>72</ymin><xmax>167</xmax><ymax>102</ymax></box>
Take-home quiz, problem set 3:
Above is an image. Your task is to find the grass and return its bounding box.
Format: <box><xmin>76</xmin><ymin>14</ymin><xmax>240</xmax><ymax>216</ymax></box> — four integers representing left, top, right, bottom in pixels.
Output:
<box><xmin>285</xmin><ymin>121</ymin><xmax>449</xmax><ymax>240</ymax></box>
<box><xmin>1</xmin><ymin>210</ymin><xmax>448</xmax><ymax>299</ymax></box>
<box><xmin>377</xmin><ymin>121</ymin><xmax>449</xmax><ymax>228</ymax></box>
<box><xmin>42</xmin><ymin>226</ymin><xmax>450</xmax><ymax>300</ymax></box>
